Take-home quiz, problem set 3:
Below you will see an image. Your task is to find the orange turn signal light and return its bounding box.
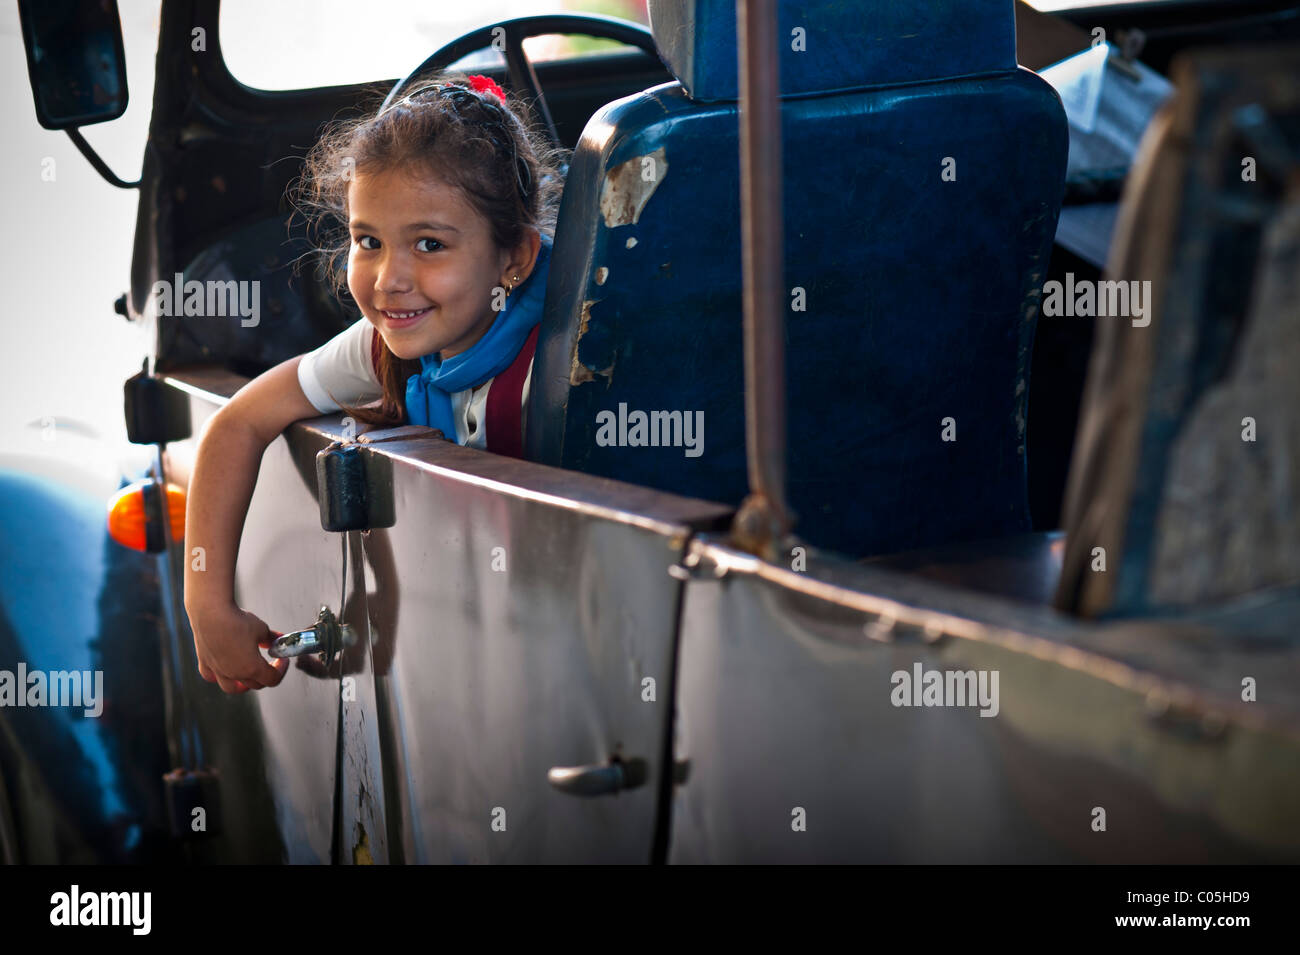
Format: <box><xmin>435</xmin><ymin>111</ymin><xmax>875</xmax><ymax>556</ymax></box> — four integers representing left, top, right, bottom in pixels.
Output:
<box><xmin>107</xmin><ymin>480</ymin><xmax>186</xmax><ymax>553</ymax></box>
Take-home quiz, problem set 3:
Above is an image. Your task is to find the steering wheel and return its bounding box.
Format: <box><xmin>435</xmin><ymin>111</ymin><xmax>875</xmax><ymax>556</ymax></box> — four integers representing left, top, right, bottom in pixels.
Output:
<box><xmin>381</xmin><ymin>14</ymin><xmax>661</xmax><ymax>148</ymax></box>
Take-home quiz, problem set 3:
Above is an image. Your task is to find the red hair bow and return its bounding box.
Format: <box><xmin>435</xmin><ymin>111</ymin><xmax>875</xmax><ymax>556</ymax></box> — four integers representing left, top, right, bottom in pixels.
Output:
<box><xmin>467</xmin><ymin>74</ymin><xmax>507</xmax><ymax>104</ymax></box>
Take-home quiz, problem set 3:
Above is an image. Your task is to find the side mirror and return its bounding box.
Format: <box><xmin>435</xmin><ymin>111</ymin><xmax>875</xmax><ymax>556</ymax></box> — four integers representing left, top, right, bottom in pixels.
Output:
<box><xmin>18</xmin><ymin>0</ymin><xmax>128</xmax><ymax>130</ymax></box>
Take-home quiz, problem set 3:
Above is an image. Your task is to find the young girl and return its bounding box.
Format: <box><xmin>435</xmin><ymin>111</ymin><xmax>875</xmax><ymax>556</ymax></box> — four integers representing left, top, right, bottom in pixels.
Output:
<box><xmin>183</xmin><ymin>74</ymin><xmax>565</xmax><ymax>695</ymax></box>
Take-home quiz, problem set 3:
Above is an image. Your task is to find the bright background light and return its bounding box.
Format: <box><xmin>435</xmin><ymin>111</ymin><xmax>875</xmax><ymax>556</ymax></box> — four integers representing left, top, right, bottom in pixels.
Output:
<box><xmin>0</xmin><ymin>0</ymin><xmax>642</xmax><ymax>473</ymax></box>
<box><xmin>220</xmin><ymin>0</ymin><xmax>648</xmax><ymax>91</ymax></box>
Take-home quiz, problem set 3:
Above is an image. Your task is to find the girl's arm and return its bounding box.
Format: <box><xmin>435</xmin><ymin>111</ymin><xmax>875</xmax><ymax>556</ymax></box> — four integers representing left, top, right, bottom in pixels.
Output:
<box><xmin>183</xmin><ymin>355</ymin><xmax>323</xmax><ymax>694</ymax></box>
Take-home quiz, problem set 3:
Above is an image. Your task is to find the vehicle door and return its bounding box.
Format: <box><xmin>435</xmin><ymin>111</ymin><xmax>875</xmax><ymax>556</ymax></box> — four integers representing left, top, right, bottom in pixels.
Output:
<box><xmin>338</xmin><ymin>433</ymin><xmax>729</xmax><ymax>862</ymax></box>
<box><xmin>164</xmin><ymin>377</ymin><xmax>364</xmax><ymax>863</ymax></box>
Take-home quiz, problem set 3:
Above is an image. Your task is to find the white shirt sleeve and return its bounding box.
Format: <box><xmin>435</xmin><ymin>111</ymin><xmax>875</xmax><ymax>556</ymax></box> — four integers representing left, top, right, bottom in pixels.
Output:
<box><xmin>297</xmin><ymin>317</ymin><xmax>382</xmax><ymax>413</ymax></box>
<box><xmin>299</xmin><ymin>322</ymin><xmax>531</xmax><ymax>440</ymax></box>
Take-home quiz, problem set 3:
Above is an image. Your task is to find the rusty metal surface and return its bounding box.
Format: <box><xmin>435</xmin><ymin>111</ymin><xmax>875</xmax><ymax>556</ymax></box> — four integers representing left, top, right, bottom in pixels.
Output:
<box><xmin>733</xmin><ymin>0</ymin><xmax>790</xmax><ymax>556</ymax></box>
<box><xmin>340</xmin><ymin>530</ymin><xmax>388</xmax><ymax>865</ymax></box>
<box><xmin>670</xmin><ymin>534</ymin><xmax>1300</xmax><ymax>863</ymax></box>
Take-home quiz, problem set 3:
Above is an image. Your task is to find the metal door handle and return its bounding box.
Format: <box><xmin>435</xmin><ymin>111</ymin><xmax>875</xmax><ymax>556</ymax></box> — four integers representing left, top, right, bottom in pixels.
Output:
<box><xmin>268</xmin><ymin>606</ymin><xmax>356</xmax><ymax>666</ymax></box>
<box><xmin>547</xmin><ymin>757</ymin><xmax>647</xmax><ymax>797</ymax></box>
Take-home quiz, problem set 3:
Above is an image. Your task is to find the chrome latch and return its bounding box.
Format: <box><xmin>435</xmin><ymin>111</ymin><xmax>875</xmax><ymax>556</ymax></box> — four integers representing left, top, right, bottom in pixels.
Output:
<box><xmin>547</xmin><ymin>756</ymin><xmax>648</xmax><ymax>798</ymax></box>
<box><xmin>268</xmin><ymin>606</ymin><xmax>356</xmax><ymax>668</ymax></box>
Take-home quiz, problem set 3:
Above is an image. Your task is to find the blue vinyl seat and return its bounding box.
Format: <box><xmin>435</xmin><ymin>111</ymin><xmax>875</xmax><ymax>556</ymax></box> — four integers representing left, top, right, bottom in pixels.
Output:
<box><xmin>526</xmin><ymin>0</ymin><xmax>1068</xmax><ymax>557</ymax></box>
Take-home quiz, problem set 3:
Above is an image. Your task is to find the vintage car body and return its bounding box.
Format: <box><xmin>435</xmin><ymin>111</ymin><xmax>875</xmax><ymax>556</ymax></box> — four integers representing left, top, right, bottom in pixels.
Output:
<box><xmin>3</xmin><ymin>0</ymin><xmax>1298</xmax><ymax>863</ymax></box>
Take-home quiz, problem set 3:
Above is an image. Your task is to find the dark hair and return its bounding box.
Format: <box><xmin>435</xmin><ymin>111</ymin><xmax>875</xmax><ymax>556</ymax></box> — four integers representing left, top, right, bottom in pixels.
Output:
<box><xmin>293</xmin><ymin>73</ymin><xmax>567</xmax><ymax>426</ymax></box>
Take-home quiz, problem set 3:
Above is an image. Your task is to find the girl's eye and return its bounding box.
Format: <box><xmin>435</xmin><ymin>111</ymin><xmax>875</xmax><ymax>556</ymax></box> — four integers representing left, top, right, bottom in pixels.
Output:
<box><xmin>356</xmin><ymin>235</ymin><xmax>379</xmax><ymax>251</ymax></box>
<box><xmin>416</xmin><ymin>238</ymin><xmax>443</xmax><ymax>253</ymax></box>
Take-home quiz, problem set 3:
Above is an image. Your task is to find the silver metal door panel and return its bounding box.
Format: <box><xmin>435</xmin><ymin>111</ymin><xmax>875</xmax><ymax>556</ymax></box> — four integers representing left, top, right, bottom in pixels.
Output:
<box><xmin>233</xmin><ymin>431</ymin><xmax>344</xmax><ymax>863</ymax></box>
<box><xmin>670</xmin><ymin>537</ymin><xmax>1300</xmax><ymax>863</ymax></box>
<box><xmin>357</xmin><ymin>438</ymin><xmax>729</xmax><ymax>863</ymax></box>
<box><xmin>670</xmin><ymin>551</ymin><xmax>1045</xmax><ymax>863</ymax></box>
<box><xmin>167</xmin><ymin>377</ymin><xmax>352</xmax><ymax>863</ymax></box>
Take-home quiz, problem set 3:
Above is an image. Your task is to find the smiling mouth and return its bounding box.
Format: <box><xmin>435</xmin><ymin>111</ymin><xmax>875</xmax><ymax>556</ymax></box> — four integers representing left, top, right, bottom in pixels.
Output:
<box><xmin>379</xmin><ymin>307</ymin><xmax>432</xmax><ymax>323</ymax></box>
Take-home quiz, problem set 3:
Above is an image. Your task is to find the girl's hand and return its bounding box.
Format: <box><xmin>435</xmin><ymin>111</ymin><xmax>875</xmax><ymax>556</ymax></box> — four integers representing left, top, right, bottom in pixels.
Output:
<box><xmin>180</xmin><ymin>355</ymin><xmax>325</xmax><ymax>695</ymax></box>
<box><xmin>188</xmin><ymin>602</ymin><xmax>290</xmax><ymax>694</ymax></box>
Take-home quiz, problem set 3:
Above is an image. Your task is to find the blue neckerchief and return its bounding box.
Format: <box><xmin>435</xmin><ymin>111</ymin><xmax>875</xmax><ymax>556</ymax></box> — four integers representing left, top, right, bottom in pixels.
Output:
<box><xmin>404</xmin><ymin>235</ymin><xmax>551</xmax><ymax>437</ymax></box>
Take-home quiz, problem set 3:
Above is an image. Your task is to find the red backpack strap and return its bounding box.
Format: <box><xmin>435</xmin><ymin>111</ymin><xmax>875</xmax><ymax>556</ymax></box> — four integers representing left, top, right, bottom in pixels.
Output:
<box><xmin>486</xmin><ymin>323</ymin><xmax>541</xmax><ymax>459</ymax></box>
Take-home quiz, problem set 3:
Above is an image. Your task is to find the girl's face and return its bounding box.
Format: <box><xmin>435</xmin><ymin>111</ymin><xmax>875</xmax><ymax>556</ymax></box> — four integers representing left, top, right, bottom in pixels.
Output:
<box><xmin>346</xmin><ymin>167</ymin><xmax>533</xmax><ymax>361</ymax></box>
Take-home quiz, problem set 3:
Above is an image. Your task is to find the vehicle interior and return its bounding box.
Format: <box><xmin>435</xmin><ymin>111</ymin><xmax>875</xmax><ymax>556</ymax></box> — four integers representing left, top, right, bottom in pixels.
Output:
<box><xmin>146</xmin><ymin>0</ymin><xmax>1300</xmax><ymax>609</ymax></box>
<box><xmin>8</xmin><ymin>0</ymin><xmax>1297</xmax><ymax>867</ymax></box>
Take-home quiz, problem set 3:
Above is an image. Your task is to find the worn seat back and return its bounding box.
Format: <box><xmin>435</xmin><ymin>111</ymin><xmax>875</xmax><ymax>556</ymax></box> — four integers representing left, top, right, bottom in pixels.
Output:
<box><xmin>527</xmin><ymin>0</ymin><xmax>1068</xmax><ymax>557</ymax></box>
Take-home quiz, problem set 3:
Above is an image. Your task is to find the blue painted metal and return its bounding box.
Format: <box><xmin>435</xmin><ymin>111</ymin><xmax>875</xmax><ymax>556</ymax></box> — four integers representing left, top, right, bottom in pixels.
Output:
<box><xmin>0</xmin><ymin>469</ymin><xmax>173</xmax><ymax>862</ymax></box>
<box><xmin>646</xmin><ymin>0</ymin><xmax>1016</xmax><ymax>102</ymax></box>
<box><xmin>529</xmin><ymin>3</ymin><xmax>1068</xmax><ymax>557</ymax></box>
